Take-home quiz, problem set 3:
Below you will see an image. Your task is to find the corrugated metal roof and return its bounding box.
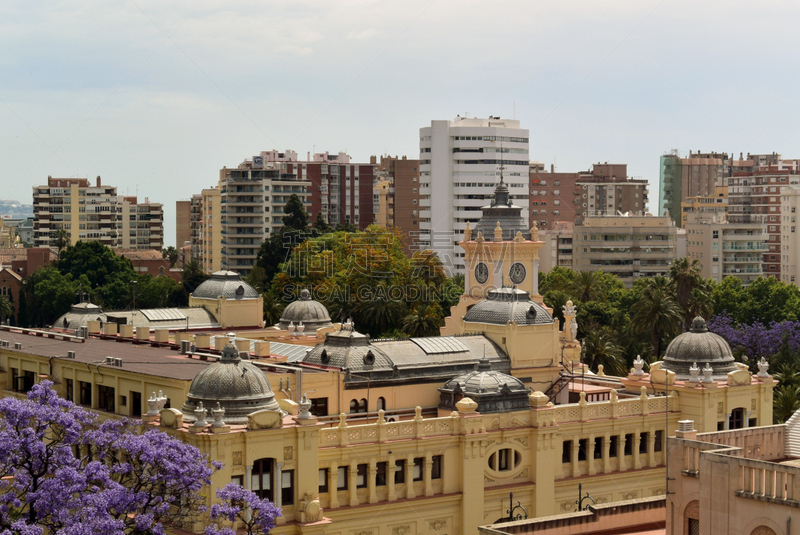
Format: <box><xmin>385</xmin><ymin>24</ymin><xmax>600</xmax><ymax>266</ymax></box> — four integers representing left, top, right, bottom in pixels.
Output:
<box><xmin>141</xmin><ymin>308</ymin><xmax>187</xmax><ymax>322</ymax></box>
<box><xmin>411</xmin><ymin>337</ymin><xmax>469</xmax><ymax>355</ymax></box>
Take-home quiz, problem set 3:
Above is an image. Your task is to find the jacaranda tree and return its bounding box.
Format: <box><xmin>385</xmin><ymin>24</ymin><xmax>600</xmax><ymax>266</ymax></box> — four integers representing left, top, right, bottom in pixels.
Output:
<box><xmin>205</xmin><ymin>483</ymin><xmax>281</xmax><ymax>535</ymax></box>
<box><xmin>0</xmin><ymin>381</ymin><xmax>222</xmax><ymax>535</ymax></box>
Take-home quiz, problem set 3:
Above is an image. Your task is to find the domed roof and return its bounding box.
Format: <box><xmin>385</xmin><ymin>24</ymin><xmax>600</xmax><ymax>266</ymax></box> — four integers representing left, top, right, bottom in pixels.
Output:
<box><xmin>54</xmin><ymin>302</ymin><xmax>106</xmax><ymax>331</ymax></box>
<box><xmin>192</xmin><ymin>271</ymin><xmax>259</xmax><ymax>300</ymax></box>
<box><xmin>278</xmin><ymin>289</ymin><xmax>333</xmax><ymax>330</ymax></box>
<box><xmin>463</xmin><ymin>287</ymin><xmax>553</xmax><ymax>326</ymax></box>
<box><xmin>472</xmin><ymin>177</ymin><xmax>531</xmax><ymax>241</ymax></box>
<box><xmin>661</xmin><ymin>317</ymin><xmax>738</xmax><ymax>380</ymax></box>
<box><xmin>182</xmin><ymin>334</ymin><xmax>284</xmax><ymax>424</ymax></box>
<box><xmin>301</xmin><ymin>320</ymin><xmax>393</xmax><ymax>371</ymax></box>
<box><xmin>439</xmin><ymin>358</ymin><xmax>530</xmax><ymax>414</ymax></box>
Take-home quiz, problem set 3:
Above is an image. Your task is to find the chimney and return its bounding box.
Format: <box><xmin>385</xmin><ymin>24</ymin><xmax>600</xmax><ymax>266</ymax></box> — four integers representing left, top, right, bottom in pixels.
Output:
<box><xmin>97</xmin><ymin>176</ymin><xmax>101</xmax><ymax>187</ymax></box>
<box><xmin>551</xmin><ymin>163</ymin><xmax>554</xmax><ymax>173</ymax></box>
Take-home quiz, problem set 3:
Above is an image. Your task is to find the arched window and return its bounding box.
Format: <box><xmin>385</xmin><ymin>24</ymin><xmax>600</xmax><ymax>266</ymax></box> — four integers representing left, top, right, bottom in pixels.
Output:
<box><xmin>358</xmin><ymin>398</ymin><xmax>368</xmax><ymax>413</ymax></box>
<box><xmin>377</xmin><ymin>397</ymin><xmax>386</xmax><ymax>412</ymax></box>
<box><xmin>349</xmin><ymin>399</ymin><xmax>358</xmax><ymax>414</ymax></box>
<box><xmin>251</xmin><ymin>458</ymin><xmax>273</xmax><ymax>501</ymax></box>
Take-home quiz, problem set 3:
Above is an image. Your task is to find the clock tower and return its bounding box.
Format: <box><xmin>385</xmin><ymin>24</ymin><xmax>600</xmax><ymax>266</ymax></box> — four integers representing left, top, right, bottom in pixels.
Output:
<box><xmin>460</xmin><ymin>176</ymin><xmax>544</xmax><ymax>301</ymax></box>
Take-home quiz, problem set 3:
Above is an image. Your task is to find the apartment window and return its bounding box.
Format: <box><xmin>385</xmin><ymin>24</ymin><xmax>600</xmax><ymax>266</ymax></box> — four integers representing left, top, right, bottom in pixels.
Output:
<box><xmin>413</xmin><ymin>458</ymin><xmax>424</xmax><ymax>481</ymax></box>
<box><xmin>654</xmin><ymin>431</ymin><xmax>663</xmax><ymax>452</ymax></box>
<box><xmin>319</xmin><ymin>469</ymin><xmax>329</xmax><ymax>493</ymax></box>
<box><xmin>624</xmin><ymin>434</ymin><xmax>634</xmax><ymax>456</ymax></box>
<box><xmin>281</xmin><ymin>470</ymin><xmax>294</xmax><ymax>505</ymax></box>
<box><xmin>79</xmin><ymin>381</ymin><xmax>92</xmax><ymax>406</ymax></box>
<box><xmin>98</xmin><ymin>385</ymin><xmax>115</xmax><ymax>412</ymax></box>
<box><xmin>356</xmin><ymin>464</ymin><xmax>368</xmax><ymax>488</ymax></box>
<box><xmin>395</xmin><ymin>459</ymin><xmax>406</xmax><ymax>484</ymax></box>
<box><xmin>562</xmin><ymin>440</ymin><xmax>572</xmax><ymax>463</ymax></box>
<box><xmin>337</xmin><ymin>466</ymin><xmax>348</xmax><ymax>490</ymax></box>
<box><xmin>432</xmin><ymin>455</ymin><xmax>442</xmax><ymax>479</ymax></box>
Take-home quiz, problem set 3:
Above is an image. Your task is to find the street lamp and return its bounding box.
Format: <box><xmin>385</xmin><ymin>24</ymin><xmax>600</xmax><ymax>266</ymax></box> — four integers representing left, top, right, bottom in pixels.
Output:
<box><xmin>130</xmin><ymin>280</ymin><xmax>137</xmax><ymax>313</ymax></box>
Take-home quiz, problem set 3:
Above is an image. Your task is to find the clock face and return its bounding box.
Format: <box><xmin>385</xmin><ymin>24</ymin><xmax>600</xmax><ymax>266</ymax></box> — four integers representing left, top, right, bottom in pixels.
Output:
<box><xmin>509</xmin><ymin>262</ymin><xmax>526</xmax><ymax>285</ymax></box>
<box><xmin>474</xmin><ymin>262</ymin><xmax>489</xmax><ymax>284</ymax></box>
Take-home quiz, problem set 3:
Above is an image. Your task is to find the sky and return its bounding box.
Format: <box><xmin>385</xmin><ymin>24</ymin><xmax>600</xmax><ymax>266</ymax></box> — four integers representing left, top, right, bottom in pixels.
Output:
<box><xmin>3</xmin><ymin>0</ymin><xmax>800</xmax><ymax>247</ymax></box>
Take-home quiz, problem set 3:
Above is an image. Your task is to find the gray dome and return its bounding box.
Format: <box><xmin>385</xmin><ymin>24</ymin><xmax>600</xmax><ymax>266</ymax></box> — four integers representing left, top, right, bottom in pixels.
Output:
<box><xmin>439</xmin><ymin>359</ymin><xmax>530</xmax><ymax>414</ymax></box>
<box><xmin>192</xmin><ymin>271</ymin><xmax>259</xmax><ymax>300</ymax></box>
<box><xmin>301</xmin><ymin>322</ymin><xmax>393</xmax><ymax>371</ymax></box>
<box><xmin>463</xmin><ymin>287</ymin><xmax>553</xmax><ymax>326</ymax></box>
<box><xmin>278</xmin><ymin>289</ymin><xmax>333</xmax><ymax>330</ymax></box>
<box><xmin>472</xmin><ymin>177</ymin><xmax>531</xmax><ymax>241</ymax></box>
<box><xmin>54</xmin><ymin>302</ymin><xmax>105</xmax><ymax>331</ymax></box>
<box><xmin>182</xmin><ymin>335</ymin><xmax>284</xmax><ymax>424</ymax></box>
<box><xmin>661</xmin><ymin>317</ymin><xmax>738</xmax><ymax>380</ymax></box>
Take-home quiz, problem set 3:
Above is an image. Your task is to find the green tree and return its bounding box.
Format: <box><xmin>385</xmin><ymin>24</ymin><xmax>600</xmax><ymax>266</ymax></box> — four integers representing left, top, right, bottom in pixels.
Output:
<box><xmin>401</xmin><ymin>303</ymin><xmax>442</xmax><ymax>338</ymax></box>
<box><xmin>181</xmin><ymin>259</ymin><xmax>209</xmax><ymax>295</ymax></box>
<box><xmin>162</xmin><ymin>246</ymin><xmax>179</xmax><ymax>268</ymax></box>
<box><xmin>58</xmin><ymin>241</ymin><xmax>136</xmax><ymax>292</ymax></box>
<box><xmin>570</xmin><ymin>271</ymin><xmax>606</xmax><ymax>303</ymax></box>
<box><xmin>54</xmin><ymin>229</ymin><xmax>70</xmax><ymax>260</ymax></box>
<box><xmin>27</xmin><ymin>266</ymin><xmax>80</xmax><ymax>327</ymax></box>
<box><xmin>334</xmin><ymin>222</ymin><xmax>358</xmax><ymax>233</ymax></box>
<box><xmin>134</xmin><ymin>274</ymin><xmax>183</xmax><ymax>309</ymax></box>
<box><xmin>630</xmin><ymin>277</ymin><xmax>684</xmax><ymax>358</ymax></box>
<box><xmin>711</xmin><ymin>276</ymin><xmax>744</xmax><ymax>320</ymax></box>
<box><xmin>669</xmin><ymin>257</ymin><xmax>703</xmax><ymax>327</ymax></box>
<box><xmin>0</xmin><ymin>296</ymin><xmax>12</xmax><ymax>324</ymax></box>
<box><xmin>282</xmin><ymin>194</ymin><xmax>310</xmax><ymax>230</ymax></box>
<box><xmin>313</xmin><ymin>212</ymin><xmax>332</xmax><ymax>234</ymax></box>
<box><xmin>354</xmin><ymin>291</ymin><xmax>408</xmax><ymax>337</ymax></box>
<box><xmin>774</xmin><ymin>385</ymin><xmax>800</xmax><ymax>424</ymax></box>
<box><xmin>539</xmin><ymin>266</ymin><xmax>579</xmax><ymax>295</ymax></box>
<box><xmin>262</xmin><ymin>291</ymin><xmax>285</xmax><ymax>326</ymax></box>
<box><xmin>17</xmin><ymin>290</ymin><xmax>28</xmax><ymax>327</ymax></box>
<box><xmin>543</xmin><ymin>290</ymin><xmax>571</xmax><ymax>329</ymax></box>
<box><xmin>582</xmin><ymin>329</ymin><xmax>626</xmax><ymax>376</ymax></box>
<box><xmin>244</xmin><ymin>264</ymin><xmax>268</xmax><ymax>293</ymax></box>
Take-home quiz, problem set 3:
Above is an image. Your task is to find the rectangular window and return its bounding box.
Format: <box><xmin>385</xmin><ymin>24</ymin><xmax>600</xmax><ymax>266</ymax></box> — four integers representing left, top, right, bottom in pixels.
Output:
<box><xmin>98</xmin><ymin>385</ymin><xmax>115</xmax><ymax>412</ymax></box>
<box><xmin>431</xmin><ymin>455</ymin><xmax>442</xmax><ymax>479</ymax></box>
<box><xmin>578</xmin><ymin>439</ymin><xmax>588</xmax><ymax>461</ymax></box>
<box><xmin>375</xmin><ymin>462</ymin><xmax>387</xmax><ymax>486</ymax></box>
<box><xmin>413</xmin><ymin>458</ymin><xmax>423</xmax><ymax>481</ymax></box>
<box><xmin>654</xmin><ymin>430</ymin><xmax>663</xmax><ymax>453</ymax></box>
<box><xmin>337</xmin><ymin>466</ymin><xmax>348</xmax><ymax>490</ymax></box>
<box><xmin>131</xmin><ymin>391</ymin><xmax>142</xmax><ymax>417</ymax></box>
<box><xmin>357</xmin><ymin>464</ymin><xmax>367</xmax><ymax>488</ymax></box>
<box><xmin>231</xmin><ymin>475</ymin><xmax>244</xmax><ymax>487</ymax></box>
<box><xmin>281</xmin><ymin>470</ymin><xmax>294</xmax><ymax>505</ymax></box>
<box><xmin>609</xmin><ymin>436</ymin><xmax>618</xmax><ymax>458</ymax></box>
<box><xmin>394</xmin><ymin>460</ymin><xmax>406</xmax><ymax>484</ymax></box>
<box><xmin>65</xmin><ymin>379</ymin><xmax>74</xmax><ymax>402</ymax></box>
<box><xmin>310</xmin><ymin>397</ymin><xmax>328</xmax><ymax>417</ymax></box>
<box><xmin>624</xmin><ymin>433</ymin><xmax>634</xmax><ymax>456</ymax></box>
<box><xmin>79</xmin><ymin>381</ymin><xmax>92</xmax><ymax>406</ymax></box>
<box><xmin>594</xmin><ymin>437</ymin><xmax>603</xmax><ymax>460</ymax></box>
<box><xmin>562</xmin><ymin>440</ymin><xmax>572</xmax><ymax>463</ymax></box>
<box><xmin>319</xmin><ymin>469</ymin><xmax>329</xmax><ymax>493</ymax></box>
<box><xmin>639</xmin><ymin>432</ymin><xmax>648</xmax><ymax>455</ymax></box>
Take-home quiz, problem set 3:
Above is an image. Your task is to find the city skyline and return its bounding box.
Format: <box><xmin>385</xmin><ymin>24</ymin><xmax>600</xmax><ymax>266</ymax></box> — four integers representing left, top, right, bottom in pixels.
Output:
<box><xmin>3</xmin><ymin>0</ymin><xmax>800</xmax><ymax>246</ymax></box>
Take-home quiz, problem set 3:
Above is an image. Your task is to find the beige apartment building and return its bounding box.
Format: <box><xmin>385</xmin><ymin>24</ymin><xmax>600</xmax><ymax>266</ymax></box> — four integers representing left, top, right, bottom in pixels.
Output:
<box><xmin>175</xmin><ymin>199</ymin><xmax>192</xmax><ymax>249</ymax></box>
<box><xmin>685</xmin><ymin>210</ymin><xmax>765</xmax><ymax>284</ymax></box>
<box><xmin>573</xmin><ymin>214</ymin><xmax>677</xmax><ymax>287</ymax></box>
<box><xmin>373</xmin><ymin>155</ymin><xmax>421</xmax><ymax>253</ymax></box>
<box><xmin>537</xmin><ymin>221</ymin><xmax>573</xmax><ymax>273</ymax></box>
<box><xmin>200</xmin><ymin>188</ymin><xmax>222</xmax><ymax>273</ymax></box>
<box><xmin>780</xmin><ymin>186</ymin><xmax>800</xmax><ymax>285</ymax></box>
<box><xmin>33</xmin><ymin>176</ymin><xmax>163</xmax><ymax>250</ymax></box>
<box><xmin>372</xmin><ymin>179</ymin><xmax>393</xmax><ymax>228</ymax></box>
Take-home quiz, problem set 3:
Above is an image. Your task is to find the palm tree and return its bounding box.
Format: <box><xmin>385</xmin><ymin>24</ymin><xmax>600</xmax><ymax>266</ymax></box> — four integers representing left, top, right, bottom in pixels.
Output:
<box><xmin>354</xmin><ymin>293</ymin><xmax>408</xmax><ymax>336</ymax></box>
<box><xmin>543</xmin><ymin>290</ymin><xmax>571</xmax><ymax>329</ymax></box>
<box><xmin>262</xmin><ymin>291</ymin><xmax>285</xmax><ymax>326</ymax></box>
<box><xmin>774</xmin><ymin>385</ymin><xmax>800</xmax><ymax>424</ymax></box>
<box><xmin>630</xmin><ymin>281</ymin><xmax>684</xmax><ymax>359</ymax></box>
<box><xmin>669</xmin><ymin>258</ymin><xmax>702</xmax><ymax>309</ymax></box>
<box><xmin>0</xmin><ymin>296</ymin><xmax>13</xmax><ymax>325</ymax></box>
<box><xmin>686</xmin><ymin>284</ymin><xmax>713</xmax><ymax>322</ymax></box>
<box><xmin>54</xmin><ymin>229</ymin><xmax>70</xmax><ymax>260</ymax></box>
<box><xmin>401</xmin><ymin>303</ymin><xmax>442</xmax><ymax>338</ymax></box>
<box><xmin>569</xmin><ymin>271</ymin><xmax>605</xmax><ymax>303</ymax></box>
<box><xmin>582</xmin><ymin>329</ymin><xmax>626</xmax><ymax>376</ymax></box>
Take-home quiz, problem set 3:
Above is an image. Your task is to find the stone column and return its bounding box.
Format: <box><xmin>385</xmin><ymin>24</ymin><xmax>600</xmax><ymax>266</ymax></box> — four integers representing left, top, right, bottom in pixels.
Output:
<box><xmin>618</xmin><ymin>435</ymin><xmax>627</xmax><ymax>472</ymax></box>
<box><xmin>405</xmin><ymin>455</ymin><xmax>416</xmax><ymax>499</ymax></box>
<box><xmin>633</xmin><ymin>435</ymin><xmax>642</xmax><ymax>470</ymax></box>
<box><xmin>424</xmin><ymin>453</ymin><xmax>434</xmax><ymax>497</ymax></box>
<box><xmin>571</xmin><ymin>440</ymin><xmax>580</xmax><ymax>477</ymax></box>
<box><xmin>745</xmin><ymin>411</ymin><xmax>752</xmax><ymax>428</ymax></box>
<box><xmin>368</xmin><ymin>460</ymin><xmax>378</xmax><ymax>504</ymax></box>
<box><xmin>328</xmin><ymin>466</ymin><xmax>339</xmax><ymax>509</ymax></box>
<box><xmin>275</xmin><ymin>462</ymin><xmax>283</xmax><ymax>508</ymax></box>
<box><xmin>648</xmin><ymin>431</ymin><xmax>656</xmax><ymax>468</ymax></box>
<box><xmin>348</xmin><ymin>462</ymin><xmax>359</xmax><ymax>506</ymax></box>
<box><xmin>588</xmin><ymin>435</ymin><xmax>596</xmax><ymax>475</ymax></box>
<box><xmin>602</xmin><ymin>433</ymin><xmax>611</xmax><ymax>474</ymax></box>
<box><xmin>245</xmin><ymin>464</ymin><xmax>253</xmax><ymax>490</ymax></box>
<box><xmin>387</xmin><ymin>456</ymin><xmax>397</xmax><ymax>502</ymax></box>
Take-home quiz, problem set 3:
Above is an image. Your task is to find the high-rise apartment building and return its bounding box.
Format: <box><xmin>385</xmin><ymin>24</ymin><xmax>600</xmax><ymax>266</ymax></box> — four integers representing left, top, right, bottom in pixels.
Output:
<box><xmin>33</xmin><ymin>176</ymin><xmax>163</xmax><ymax>250</ymax></box>
<box><xmin>659</xmin><ymin>151</ymin><xmax>728</xmax><ymax>225</ymax></box>
<box><xmin>573</xmin><ymin>214</ymin><xmax>677</xmax><ymax>288</ymax></box>
<box><xmin>372</xmin><ymin>179</ymin><xmax>392</xmax><ymax>228</ymax></box>
<box><xmin>780</xmin><ymin>186</ymin><xmax>800</xmax><ymax>284</ymax></box>
<box><xmin>175</xmin><ymin>199</ymin><xmax>192</xmax><ymax>250</ymax></box>
<box><xmin>200</xmin><ymin>188</ymin><xmax>221</xmax><ymax>274</ymax></box>
<box><xmin>530</xmin><ymin>163</ymin><xmax>649</xmax><ymax>231</ymax></box>
<box><xmin>537</xmin><ymin>221</ymin><xmax>574</xmax><ymax>273</ymax></box>
<box><xmin>419</xmin><ymin>116</ymin><xmax>530</xmax><ymax>274</ymax></box>
<box><xmin>685</xmin><ymin>209</ymin><xmax>765</xmax><ymax>284</ymax></box>
<box><xmin>373</xmin><ymin>155</ymin><xmax>421</xmax><ymax>254</ymax></box>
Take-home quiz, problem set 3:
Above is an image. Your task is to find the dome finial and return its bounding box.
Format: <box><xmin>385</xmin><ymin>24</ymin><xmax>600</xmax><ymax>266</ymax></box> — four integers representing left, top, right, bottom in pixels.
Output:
<box><xmin>690</xmin><ymin>316</ymin><xmax>708</xmax><ymax>333</ymax></box>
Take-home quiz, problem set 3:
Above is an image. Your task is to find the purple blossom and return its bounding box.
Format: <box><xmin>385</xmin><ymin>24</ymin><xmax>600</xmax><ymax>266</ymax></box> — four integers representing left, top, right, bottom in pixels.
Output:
<box><xmin>205</xmin><ymin>483</ymin><xmax>281</xmax><ymax>535</ymax></box>
<box><xmin>0</xmin><ymin>381</ymin><xmax>220</xmax><ymax>535</ymax></box>
<box><xmin>707</xmin><ymin>313</ymin><xmax>800</xmax><ymax>361</ymax></box>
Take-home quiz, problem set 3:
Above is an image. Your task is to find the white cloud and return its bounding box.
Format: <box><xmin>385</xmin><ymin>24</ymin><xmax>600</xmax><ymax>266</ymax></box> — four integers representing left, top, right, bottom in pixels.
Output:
<box><xmin>347</xmin><ymin>29</ymin><xmax>379</xmax><ymax>40</ymax></box>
